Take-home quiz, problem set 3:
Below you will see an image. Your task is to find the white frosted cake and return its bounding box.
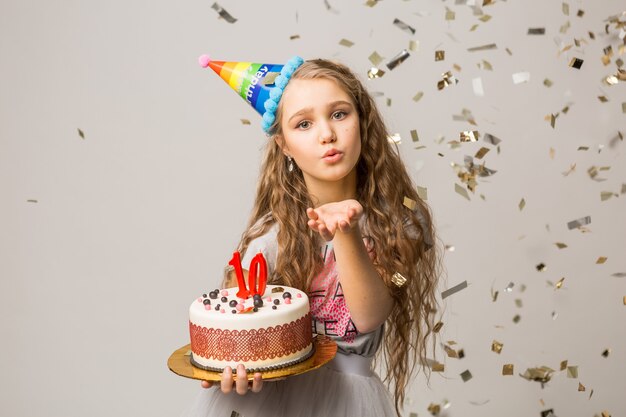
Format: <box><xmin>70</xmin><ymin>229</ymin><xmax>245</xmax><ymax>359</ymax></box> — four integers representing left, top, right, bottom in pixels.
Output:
<box><xmin>189</xmin><ymin>285</ymin><xmax>313</xmax><ymax>371</ymax></box>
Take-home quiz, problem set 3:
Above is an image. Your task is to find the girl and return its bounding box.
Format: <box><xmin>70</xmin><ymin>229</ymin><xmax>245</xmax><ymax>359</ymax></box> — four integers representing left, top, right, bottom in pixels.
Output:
<box><xmin>185</xmin><ymin>57</ymin><xmax>441</xmax><ymax>417</ymax></box>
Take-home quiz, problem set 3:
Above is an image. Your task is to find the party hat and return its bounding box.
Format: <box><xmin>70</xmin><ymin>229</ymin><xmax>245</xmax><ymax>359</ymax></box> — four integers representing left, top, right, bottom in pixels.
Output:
<box><xmin>199</xmin><ymin>55</ymin><xmax>304</xmax><ymax>133</ymax></box>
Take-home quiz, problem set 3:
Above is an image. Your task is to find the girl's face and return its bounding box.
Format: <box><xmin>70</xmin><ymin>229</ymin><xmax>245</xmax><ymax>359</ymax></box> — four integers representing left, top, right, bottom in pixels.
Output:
<box><xmin>277</xmin><ymin>78</ymin><xmax>361</xmax><ymax>193</ymax></box>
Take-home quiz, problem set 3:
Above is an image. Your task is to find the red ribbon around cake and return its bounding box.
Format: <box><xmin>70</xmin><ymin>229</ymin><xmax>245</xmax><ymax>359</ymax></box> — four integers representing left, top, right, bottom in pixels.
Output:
<box><xmin>229</xmin><ymin>251</ymin><xmax>267</xmax><ymax>299</ymax></box>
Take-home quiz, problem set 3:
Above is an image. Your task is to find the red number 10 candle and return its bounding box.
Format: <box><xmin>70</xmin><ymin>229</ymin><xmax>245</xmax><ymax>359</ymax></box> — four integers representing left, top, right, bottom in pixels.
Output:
<box><xmin>228</xmin><ymin>251</ymin><xmax>267</xmax><ymax>299</ymax></box>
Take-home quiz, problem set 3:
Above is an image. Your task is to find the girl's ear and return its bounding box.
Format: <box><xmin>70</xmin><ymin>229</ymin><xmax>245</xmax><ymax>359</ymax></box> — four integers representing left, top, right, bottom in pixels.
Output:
<box><xmin>274</xmin><ymin>134</ymin><xmax>290</xmax><ymax>156</ymax></box>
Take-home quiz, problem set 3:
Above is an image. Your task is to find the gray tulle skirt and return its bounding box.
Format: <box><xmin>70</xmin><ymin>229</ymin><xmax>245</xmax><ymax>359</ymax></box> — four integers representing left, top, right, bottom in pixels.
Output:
<box><xmin>180</xmin><ymin>354</ymin><xmax>397</xmax><ymax>417</ymax></box>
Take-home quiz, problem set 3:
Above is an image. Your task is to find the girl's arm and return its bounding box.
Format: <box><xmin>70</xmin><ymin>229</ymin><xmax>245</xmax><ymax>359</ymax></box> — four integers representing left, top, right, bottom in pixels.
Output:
<box><xmin>307</xmin><ymin>202</ymin><xmax>394</xmax><ymax>334</ymax></box>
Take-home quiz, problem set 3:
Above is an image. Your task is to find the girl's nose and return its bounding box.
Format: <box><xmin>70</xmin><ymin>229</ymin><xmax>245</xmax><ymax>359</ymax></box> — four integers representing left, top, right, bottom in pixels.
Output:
<box><xmin>318</xmin><ymin>124</ymin><xmax>337</xmax><ymax>144</ymax></box>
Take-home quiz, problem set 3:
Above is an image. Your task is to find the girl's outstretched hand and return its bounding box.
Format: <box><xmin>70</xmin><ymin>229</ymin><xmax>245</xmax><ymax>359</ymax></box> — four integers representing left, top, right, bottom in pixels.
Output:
<box><xmin>307</xmin><ymin>199</ymin><xmax>363</xmax><ymax>241</ymax></box>
<box><xmin>200</xmin><ymin>364</ymin><xmax>263</xmax><ymax>394</ymax></box>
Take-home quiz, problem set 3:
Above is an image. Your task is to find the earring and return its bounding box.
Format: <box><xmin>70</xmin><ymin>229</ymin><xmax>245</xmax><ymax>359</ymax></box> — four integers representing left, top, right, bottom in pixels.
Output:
<box><xmin>287</xmin><ymin>156</ymin><xmax>294</xmax><ymax>172</ymax></box>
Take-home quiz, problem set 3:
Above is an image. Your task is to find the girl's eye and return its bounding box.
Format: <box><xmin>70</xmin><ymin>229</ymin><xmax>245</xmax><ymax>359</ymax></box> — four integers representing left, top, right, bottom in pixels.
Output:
<box><xmin>332</xmin><ymin>111</ymin><xmax>347</xmax><ymax>120</ymax></box>
<box><xmin>297</xmin><ymin>120</ymin><xmax>311</xmax><ymax>129</ymax></box>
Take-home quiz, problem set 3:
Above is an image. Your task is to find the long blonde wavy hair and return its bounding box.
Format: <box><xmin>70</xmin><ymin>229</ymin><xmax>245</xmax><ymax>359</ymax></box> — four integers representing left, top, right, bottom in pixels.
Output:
<box><xmin>227</xmin><ymin>59</ymin><xmax>442</xmax><ymax>416</ymax></box>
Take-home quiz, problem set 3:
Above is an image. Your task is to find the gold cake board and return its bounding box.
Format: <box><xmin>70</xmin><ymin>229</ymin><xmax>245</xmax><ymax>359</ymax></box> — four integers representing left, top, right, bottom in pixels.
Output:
<box><xmin>168</xmin><ymin>335</ymin><xmax>337</xmax><ymax>382</ymax></box>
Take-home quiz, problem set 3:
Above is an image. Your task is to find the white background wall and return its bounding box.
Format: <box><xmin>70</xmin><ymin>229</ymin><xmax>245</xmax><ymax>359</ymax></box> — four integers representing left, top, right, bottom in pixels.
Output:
<box><xmin>1</xmin><ymin>1</ymin><xmax>624</xmax><ymax>416</ymax></box>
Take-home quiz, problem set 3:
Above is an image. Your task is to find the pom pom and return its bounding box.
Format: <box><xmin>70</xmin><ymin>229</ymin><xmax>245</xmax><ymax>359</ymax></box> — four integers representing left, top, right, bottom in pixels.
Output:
<box><xmin>269</xmin><ymin>87</ymin><xmax>283</xmax><ymax>101</ymax></box>
<box><xmin>264</xmin><ymin>99</ymin><xmax>278</xmax><ymax>113</ymax></box>
<box><xmin>275</xmin><ymin>75</ymin><xmax>288</xmax><ymax>89</ymax></box>
<box><xmin>198</xmin><ymin>54</ymin><xmax>211</xmax><ymax>68</ymax></box>
<box><xmin>262</xmin><ymin>112</ymin><xmax>276</xmax><ymax>126</ymax></box>
<box><xmin>261</xmin><ymin>120</ymin><xmax>271</xmax><ymax>133</ymax></box>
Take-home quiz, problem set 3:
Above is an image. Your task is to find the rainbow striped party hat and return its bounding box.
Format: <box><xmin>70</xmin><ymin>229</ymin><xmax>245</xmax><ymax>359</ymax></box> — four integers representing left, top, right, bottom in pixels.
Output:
<box><xmin>198</xmin><ymin>55</ymin><xmax>304</xmax><ymax>134</ymax></box>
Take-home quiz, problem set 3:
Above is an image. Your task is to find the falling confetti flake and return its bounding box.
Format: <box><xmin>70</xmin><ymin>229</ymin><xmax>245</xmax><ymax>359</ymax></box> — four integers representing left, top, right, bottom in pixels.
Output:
<box><xmin>77</xmin><ymin>128</ymin><xmax>85</xmax><ymax>139</ymax></box>
<box><xmin>569</xmin><ymin>57</ymin><xmax>584</xmax><ymax>69</ymax></box>
<box><xmin>567</xmin><ymin>216</ymin><xmax>591</xmax><ymax>230</ymax></box>
<box><xmin>467</xmin><ymin>43</ymin><xmax>497</xmax><ymax>52</ymax></box>
<box><xmin>367</xmin><ymin>67</ymin><xmax>385</xmax><ymax>79</ymax></box>
<box><xmin>519</xmin><ymin>198</ymin><xmax>526</xmax><ymax>211</ymax></box>
<box><xmin>386</xmin><ymin>49</ymin><xmax>410</xmax><ymax>70</ymax></box>
<box><xmin>393</xmin><ymin>18</ymin><xmax>416</xmax><ymax>35</ymax></box>
<box><xmin>435</xmin><ymin>50</ymin><xmax>445</xmax><ymax>61</ymax></box>
<box><xmin>460</xmin><ymin>131</ymin><xmax>480</xmax><ymax>142</ymax></box>
<box><xmin>339</xmin><ymin>39</ymin><xmax>354</xmax><ymax>47</ymax></box>
<box><xmin>528</xmin><ymin>27</ymin><xmax>546</xmax><ymax>35</ymax></box>
<box><xmin>460</xmin><ymin>370</ymin><xmax>473</xmax><ymax>382</ymax></box>
<box><xmin>403</xmin><ymin>196</ymin><xmax>417</xmax><ymax>210</ymax></box>
<box><xmin>536</xmin><ymin>263</ymin><xmax>547</xmax><ymax>272</ymax></box>
<box><xmin>512</xmin><ymin>72</ymin><xmax>530</xmax><ymax>84</ymax></box>
<box><xmin>491</xmin><ymin>340</ymin><xmax>503</xmax><ymax>354</ymax></box>
<box><xmin>442</xmin><ymin>280</ymin><xmax>468</xmax><ymax>299</ymax></box>
<box><xmin>555</xmin><ymin>277</ymin><xmax>565</xmax><ymax>289</ymax></box>
<box><xmin>438</xmin><ymin>71</ymin><xmax>459</xmax><ymax>90</ymax></box>
<box><xmin>455</xmin><ymin>183</ymin><xmax>471</xmax><ymax>200</ymax></box>
<box><xmin>567</xmin><ymin>366</ymin><xmax>578</xmax><ymax>378</ymax></box>
<box><xmin>520</xmin><ymin>366</ymin><xmax>555</xmax><ymax>385</ymax></box>
<box><xmin>369</xmin><ymin>51</ymin><xmax>383</xmax><ymax>66</ymax></box>
<box><xmin>596</xmin><ymin>257</ymin><xmax>607</xmax><ymax>264</ymax></box>
<box><xmin>503</xmin><ymin>364</ymin><xmax>514</xmax><ymax>375</ymax></box>
<box><xmin>240</xmin><ymin>119</ymin><xmax>251</xmax><ymax>125</ymax></box>
<box><xmin>211</xmin><ymin>2</ymin><xmax>237</xmax><ymax>23</ymax></box>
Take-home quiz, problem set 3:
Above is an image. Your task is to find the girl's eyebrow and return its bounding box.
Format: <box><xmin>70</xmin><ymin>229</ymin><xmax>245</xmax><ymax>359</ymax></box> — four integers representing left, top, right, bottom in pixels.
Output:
<box><xmin>287</xmin><ymin>100</ymin><xmax>353</xmax><ymax>123</ymax></box>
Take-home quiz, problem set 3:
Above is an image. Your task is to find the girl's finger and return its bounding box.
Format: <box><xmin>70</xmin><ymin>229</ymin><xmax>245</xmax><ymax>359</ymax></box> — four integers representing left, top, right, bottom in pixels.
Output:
<box><xmin>251</xmin><ymin>373</ymin><xmax>263</xmax><ymax>393</ymax></box>
<box><xmin>221</xmin><ymin>366</ymin><xmax>233</xmax><ymax>394</ymax></box>
<box><xmin>235</xmin><ymin>364</ymin><xmax>249</xmax><ymax>395</ymax></box>
<box><xmin>200</xmin><ymin>380</ymin><xmax>213</xmax><ymax>389</ymax></box>
<box><xmin>306</xmin><ymin>207</ymin><xmax>318</xmax><ymax>220</ymax></box>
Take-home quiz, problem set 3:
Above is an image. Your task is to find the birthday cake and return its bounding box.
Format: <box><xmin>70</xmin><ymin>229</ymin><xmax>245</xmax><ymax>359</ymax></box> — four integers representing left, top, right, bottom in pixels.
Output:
<box><xmin>189</xmin><ymin>284</ymin><xmax>313</xmax><ymax>372</ymax></box>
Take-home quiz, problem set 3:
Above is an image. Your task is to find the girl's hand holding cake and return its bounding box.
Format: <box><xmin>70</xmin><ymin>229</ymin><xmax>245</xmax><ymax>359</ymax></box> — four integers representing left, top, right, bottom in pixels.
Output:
<box><xmin>200</xmin><ymin>365</ymin><xmax>263</xmax><ymax>394</ymax></box>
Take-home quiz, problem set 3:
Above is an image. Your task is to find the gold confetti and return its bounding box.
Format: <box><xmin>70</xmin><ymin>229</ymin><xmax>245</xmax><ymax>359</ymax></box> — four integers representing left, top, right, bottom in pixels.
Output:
<box><xmin>578</xmin><ymin>382</ymin><xmax>586</xmax><ymax>391</ymax></box>
<box><xmin>598</xmin><ymin>96</ymin><xmax>609</xmax><ymax>102</ymax></box>
<box><xmin>601</xmin><ymin>191</ymin><xmax>615</xmax><ymax>201</ymax></box>
<box><xmin>601</xmin><ymin>348</ymin><xmax>611</xmax><ymax>357</ymax></box>
<box><xmin>483</xmin><ymin>0</ymin><xmax>494</xmax><ymax>5</ymax></box>
<box><xmin>568</xmin><ymin>57</ymin><xmax>584</xmax><ymax>69</ymax></box>
<box><xmin>467</xmin><ymin>43</ymin><xmax>497</xmax><ymax>52</ymax></box>
<box><xmin>562</xmin><ymin>2</ymin><xmax>570</xmax><ymax>15</ymax></box>
<box><xmin>364</xmin><ymin>0</ymin><xmax>379</xmax><ymax>7</ymax></box>
<box><xmin>483</xmin><ymin>133</ymin><xmax>501</xmax><ymax>145</ymax></box>
<box><xmin>536</xmin><ymin>263</ymin><xmax>547</xmax><ymax>272</ymax></box>
<box><xmin>417</xmin><ymin>186</ymin><xmax>428</xmax><ymax>200</ymax></box>
<box><xmin>409</xmin><ymin>40</ymin><xmax>419</xmax><ymax>52</ymax></box>
<box><xmin>515</xmin><ymin>299</ymin><xmax>523</xmax><ymax>308</ymax></box>
<box><xmin>410</xmin><ymin>130</ymin><xmax>419</xmax><ymax>142</ymax></box>
<box><xmin>339</xmin><ymin>38</ymin><xmax>354</xmax><ymax>47</ymax></box>
<box><xmin>289</xmin><ymin>34</ymin><xmax>300</xmax><ymax>40</ymax></box>
<box><xmin>505</xmin><ymin>47</ymin><xmax>513</xmax><ymax>55</ymax></box>
<box><xmin>512</xmin><ymin>72</ymin><xmax>530</xmax><ymax>84</ymax></box>
<box><xmin>386</xmin><ymin>49</ymin><xmax>410</xmax><ymax>70</ymax></box>
<box><xmin>475</xmin><ymin>60</ymin><xmax>491</xmax><ymax>72</ymax></box>
<box><xmin>460</xmin><ymin>131</ymin><xmax>479</xmax><ymax>142</ymax></box>
<box><xmin>230</xmin><ymin>411</ymin><xmax>241</xmax><ymax>417</ymax></box>
<box><xmin>567</xmin><ymin>216</ymin><xmax>591</xmax><ymax>230</ymax></box>
<box><xmin>77</xmin><ymin>128</ymin><xmax>85</xmax><ymax>139</ymax></box>
<box><xmin>442</xmin><ymin>280</ymin><xmax>468</xmax><ymax>299</ymax></box>
<box><xmin>622</xmin><ymin>103</ymin><xmax>626</xmax><ymax>113</ymax></box>
<box><xmin>479</xmin><ymin>15</ymin><xmax>491</xmax><ymax>23</ymax></box>
<box><xmin>437</xmin><ymin>71</ymin><xmax>459</xmax><ymax>90</ymax></box>
<box><xmin>388</xmin><ymin>133</ymin><xmax>401</xmax><ymax>144</ymax></box>
<box><xmin>596</xmin><ymin>257</ymin><xmax>607</xmax><ymax>264</ymax></box>
<box><xmin>623</xmin><ymin>296</ymin><xmax>626</xmax><ymax>305</ymax></box>
<box><xmin>541</xmin><ymin>410</ymin><xmax>556</xmax><ymax>417</ymax></box>
<box><xmin>455</xmin><ymin>183</ymin><xmax>471</xmax><ymax>200</ymax></box>
<box><xmin>544</xmin><ymin>79</ymin><xmax>553</xmax><ymax>87</ymax></box>
<box><xmin>443</xmin><ymin>344</ymin><xmax>458</xmax><ymax>358</ymax></box>
<box><xmin>240</xmin><ymin>119</ymin><xmax>251</xmax><ymax>125</ymax></box>
<box><xmin>474</xmin><ymin>147</ymin><xmax>490</xmax><ymax>159</ymax></box>
<box><xmin>211</xmin><ymin>2</ymin><xmax>237</xmax><ymax>23</ymax></box>
<box><xmin>393</xmin><ymin>18</ymin><xmax>416</xmax><ymax>35</ymax></box>
<box><xmin>184</xmin><ymin>349</ymin><xmax>192</xmax><ymax>356</ymax></box>
<box><xmin>555</xmin><ymin>242</ymin><xmax>568</xmax><ymax>249</ymax></box>
<box><xmin>445</xmin><ymin>7</ymin><xmax>455</xmax><ymax>21</ymax></box>
<box><xmin>503</xmin><ymin>364</ymin><xmax>514</xmax><ymax>375</ymax></box>
<box><xmin>505</xmin><ymin>282</ymin><xmax>514</xmax><ymax>292</ymax></box>
<box><xmin>567</xmin><ymin>366</ymin><xmax>578</xmax><ymax>378</ymax></box>
<box><xmin>26</xmin><ymin>199</ymin><xmax>38</xmax><ymax>203</ymax></box>
<box><xmin>491</xmin><ymin>340</ymin><xmax>503</xmax><ymax>354</ymax></box>
<box><xmin>549</xmin><ymin>113</ymin><xmax>557</xmax><ymax>128</ymax></box>
<box><xmin>444</xmin><ymin>244</ymin><xmax>454</xmax><ymax>252</ymax></box>
<box><xmin>428</xmin><ymin>403</ymin><xmax>441</xmax><ymax>415</ymax></box>
<box><xmin>520</xmin><ymin>366</ymin><xmax>555</xmax><ymax>384</ymax></box>
<box><xmin>391</xmin><ymin>272</ymin><xmax>407</xmax><ymax>287</ymax></box>
<box><xmin>560</xmin><ymin>360</ymin><xmax>568</xmax><ymax>370</ymax></box>
<box><xmin>433</xmin><ymin>321</ymin><xmax>444</xmax><ymax>332</ymax></box>
<box><xmin>367</xmin><ymin>67</ymin><xmax>385</xmax><ymax>79</ymax></box>
<box><xmin>460</xmin><ymin>370</ymin><xmax>472</xmax><ymax>382</ymax></box>
<box><xmin>435</xmin><ymin>50</ymin><xmax>445</xmax><ymax>61</ymax></box>
<box><xmin>403</xmin><ymin>196</ymin><xmax>417</xmax><ymax>210</ymax></box>
<box><xmin>512</xmin><ymin>314</ymin><xmax>521</xmax><ymax>323</ymax></box>
<box><xmin>560</xmin><ymin>20</ymin><xmax>571</xmax><ymax>34</ymax></box>
<box><xmin>472</xmin><ymin>77</ymin><xmax>484</xmax><ymax>96</ymax></box>
<box><xmin>528</xmin><ymin>28</ymin><xmax>546</xmax><ymax>35</ymax></box>
<box><xmin>271</xmin><ymin>286</ymin><xmax>285</xmax><ymax>293</ymax></box>
<box><xmin>368</xmin><ymin>51</ymin><xmax>384</xmax><ymax>66</ymax></box>
<box><xmin>555</xmin><ymin>277</ymin><xmax>565</xmax><ymax>289</ymax></box>
<box><xmin>413</xmin><ymin>91</ymin><xmax>424</xmax><ymax>102</ymax></box>
<box><xmin>518</xmin><ymin>198</ymin><xmax>526</xmax><ymax>211</ymax></box>
<box><xmin>469</xmin><ymin>24</ymin><xmax>479</xmax><ymax>32</ymax></box>
<box><xmin>432</xmin><ymin>362</ymin><xmax>445</xmax><ymax>372</ymax></box>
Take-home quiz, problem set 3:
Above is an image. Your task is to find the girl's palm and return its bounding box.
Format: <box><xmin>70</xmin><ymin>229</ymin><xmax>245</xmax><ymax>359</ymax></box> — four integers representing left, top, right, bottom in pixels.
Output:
<box><xmin>306</xmin><ymin>199</ymin><xmax>363</xmax><ymax>241</ymax></box>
